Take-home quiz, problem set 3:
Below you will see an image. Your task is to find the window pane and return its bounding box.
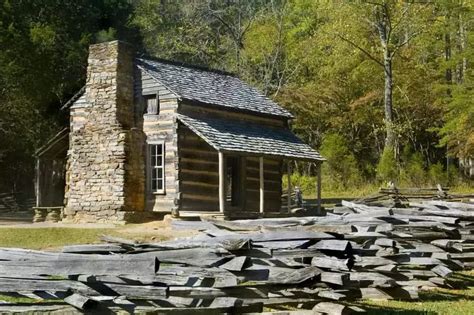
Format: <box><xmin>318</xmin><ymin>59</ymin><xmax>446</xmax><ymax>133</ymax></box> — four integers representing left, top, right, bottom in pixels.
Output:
<box><xmin>151</xmin><ymin>144</ymin><xmax>156</xmax><ymax>157</ymax></box>
<box><xmin>149</xmin><ymin>143</ymin><xmax>164</xmax><ymax>192</ymax></box>
<box><xmin>146</xmin><ymin>96</ymin><xmax>158</xmax><ymax>115</ymax></box>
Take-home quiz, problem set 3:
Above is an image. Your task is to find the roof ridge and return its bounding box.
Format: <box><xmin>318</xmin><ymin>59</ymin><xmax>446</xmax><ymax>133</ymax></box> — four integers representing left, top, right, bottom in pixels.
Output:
<box><xmin>136</xmin><ymin>55</ymin><xmax>235</xmax><ymax>77</ymax></box>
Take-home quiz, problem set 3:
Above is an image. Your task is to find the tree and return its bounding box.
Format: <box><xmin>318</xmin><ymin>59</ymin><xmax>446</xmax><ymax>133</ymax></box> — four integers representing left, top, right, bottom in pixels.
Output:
<box><xmin>336</xmin><ymin>1</ymin><xmax>428</xmax><ymax>156</ymax></box>
<box><xmin>435</xmin><ymin>1</ymin><xmax>474</xmax><ymax>161</ymax></box>
<box><xmin>0</xmin><ymin>0</ymin><xmax>138</xmax><ymax>192</ymax></box>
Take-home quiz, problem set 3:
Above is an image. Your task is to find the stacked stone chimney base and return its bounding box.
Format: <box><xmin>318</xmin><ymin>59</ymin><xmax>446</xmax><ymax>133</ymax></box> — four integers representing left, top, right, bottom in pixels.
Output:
<box><xmin>63</xmin><ymin>41</ymin><xmax>145</xmax><ymax>223</ymax></box>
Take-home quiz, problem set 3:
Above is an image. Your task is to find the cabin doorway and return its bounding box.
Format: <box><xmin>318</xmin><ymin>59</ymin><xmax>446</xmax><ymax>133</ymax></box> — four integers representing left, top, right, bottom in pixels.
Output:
<box><xmin>225</xmin><ymin>156</ymin><xmax>244</xmax><ymax>209</ymax></box>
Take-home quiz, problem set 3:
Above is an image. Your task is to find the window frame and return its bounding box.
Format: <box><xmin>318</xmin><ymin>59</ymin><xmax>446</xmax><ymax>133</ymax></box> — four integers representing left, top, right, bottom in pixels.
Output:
<box><xmin>147</xmin><ymin>141</ymin><xmax>166</xmax><ymax>195</ymax></box>
<box><xmin>144</xmin><ymin>93</ymin><xmax>160</xmax><ymax>115</ymax></box>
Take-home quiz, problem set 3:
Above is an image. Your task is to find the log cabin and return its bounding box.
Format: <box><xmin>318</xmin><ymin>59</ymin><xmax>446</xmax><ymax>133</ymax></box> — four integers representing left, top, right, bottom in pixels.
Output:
<box><xmin>35</xmin><ymin>41</ymin><xmax>323</xmax><ymax>223</ymax></box>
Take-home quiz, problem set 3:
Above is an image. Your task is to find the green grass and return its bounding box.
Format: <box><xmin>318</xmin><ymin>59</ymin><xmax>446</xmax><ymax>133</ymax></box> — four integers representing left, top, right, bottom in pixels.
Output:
<box><xmin>0</xmin><ymin>294</ymin><xmax>49</xmax><ymax>304</ymax></box>
<box><xmin>360</xmin><ymin>271</ymin><xmax>474</xmax><ymax>315</ymax></box>
<box><xmin>0</xmin><ymin>228</ymin><xmax>113</xmax><ymax>249</ymax></box>
<box><xmin>450</xmin><ymin>183</ymin><xmax>474</xmax><ymax>194</ymax></box>
<box><xmin>361</xmin><ymin>288</ymin><xmax>474</xmax><ymax>315</ymax></box>
<box><xmin>263</xmin><ymin>272</ymin><xmax>474</xmax><ymax>314</ymax></box>
<box><xmin>284</xmin><ymin>173</ymin><xmax>473</xmax><ymax>200</ymax></box>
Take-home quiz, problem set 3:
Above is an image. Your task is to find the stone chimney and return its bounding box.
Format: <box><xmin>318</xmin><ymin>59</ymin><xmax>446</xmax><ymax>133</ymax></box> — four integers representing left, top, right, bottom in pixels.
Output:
<box><xmin>64</xmin><ymin>41</ymin><xmax>145</xmax><ymax>222</ymax></box>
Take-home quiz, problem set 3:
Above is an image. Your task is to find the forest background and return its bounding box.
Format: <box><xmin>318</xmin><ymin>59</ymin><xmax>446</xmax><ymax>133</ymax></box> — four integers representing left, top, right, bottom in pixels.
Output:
<box><xmin>0</xmin><ymin>0</ymin><xmax>472</xmax><ymax>198</ymax></box>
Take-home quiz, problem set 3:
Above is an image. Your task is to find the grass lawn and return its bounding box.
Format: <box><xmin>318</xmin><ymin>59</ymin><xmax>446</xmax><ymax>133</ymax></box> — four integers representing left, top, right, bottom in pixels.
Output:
<box><xmin>359</xmin><ymin>271</ymin><xmax>474</xmax><ymax>315</ymax></box>
<box><xmin>0</xmin><ymin>227</ymin><xmax>112</xmax><ymax>250</ymax></box>
<box><xmin>0</xmin><ymin>221</ymin><xmax>195</xmax><ymax>250</ymax></box>
<box><xmin>361</xmin><ymin>288</ymin><xmax>474</xmax><ymax>314</ymax></box>
<box><xmin>265</xmin><ymin>276</ymin><xmax>474</xmax><ymax>314</ymax></box>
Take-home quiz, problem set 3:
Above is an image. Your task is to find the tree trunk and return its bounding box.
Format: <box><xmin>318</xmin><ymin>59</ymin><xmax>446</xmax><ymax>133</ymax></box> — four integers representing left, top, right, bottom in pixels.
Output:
<box><xmin>383</xmin><ymin>52</ymin><xmax>395</xmax><ymax>150</ymax></box>
<box><xmin>458</xmin><ymin>11</ymin><xmax>466</xmax><ymax>84</ymax></box>
<box><xmin>445</xmin><ymin>32</ymin><xmax>452</xmax><ymax>95</ymax></box>
<box><xmin>375</xmin><ymin>2</ymin><xmax>396</xmax><ymax>154</ymax></box>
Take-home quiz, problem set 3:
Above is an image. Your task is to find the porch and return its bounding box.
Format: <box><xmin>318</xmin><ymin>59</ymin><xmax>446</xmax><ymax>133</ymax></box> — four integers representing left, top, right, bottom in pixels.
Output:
<box><xmin>177</xmin><ymin>114</ymin><xmax>324</xmax><ymax>218</ymax></box>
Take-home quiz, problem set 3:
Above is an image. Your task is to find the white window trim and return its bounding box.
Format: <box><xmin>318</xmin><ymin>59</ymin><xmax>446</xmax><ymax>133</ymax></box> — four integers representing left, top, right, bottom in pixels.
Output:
<box><xmin>147</xmin><ymin>141</ymin><xmax>166</xmax><ymax>195</ymax></box>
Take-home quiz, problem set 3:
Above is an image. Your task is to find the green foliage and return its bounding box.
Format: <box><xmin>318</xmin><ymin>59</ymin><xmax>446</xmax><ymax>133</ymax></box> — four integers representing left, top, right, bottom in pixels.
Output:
<box><xmin>428</xmin><ymin>162</ymin><xmax>447</xmax><ymax>186</ymax></box>
<box><xmin>1</xmin><ymin>0</ymin><xmax>473</xmax><ymax>193</ymax></box>
<box><xmin>319</xmin><ymin>133</ymin><xmax>361</xmax><ymax>188</ymax></box>
<box><xmin>400</xmin><ymin>152</ymin><xmax>426</xmax><ymax>187</ymax></box>
<box><xmin>0</xmin><ymin>0</ymin><xmax>139</xmax><ymax>192</ymax></box>
<box><xmin>95</xmin><ymin>27</ymin><xmax>117</xmax><ymax>43</ymax></box>
<box><xmin>439</xmin><ymin>75</ymin><xmax>474</xmax><ymax>158</ymax></box>
<box><xmin>376</xmin><ymin>147</ymin><xmax>398</xmax><ymax>183</ymax></box>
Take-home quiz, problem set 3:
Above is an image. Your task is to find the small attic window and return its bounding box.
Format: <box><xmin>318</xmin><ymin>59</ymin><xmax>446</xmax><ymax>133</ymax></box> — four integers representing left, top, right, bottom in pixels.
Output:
<box><xmin>145</xmin><ymin>94</ymin><xmax>159</xmax><ymax>115</ymax></box>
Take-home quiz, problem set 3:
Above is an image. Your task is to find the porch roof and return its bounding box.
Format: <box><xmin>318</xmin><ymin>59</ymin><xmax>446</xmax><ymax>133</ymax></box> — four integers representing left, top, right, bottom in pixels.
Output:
<box><xmin>177</xmin><ymin>114</ymin><xmax>324</xmax><ymax>162</ymax></box>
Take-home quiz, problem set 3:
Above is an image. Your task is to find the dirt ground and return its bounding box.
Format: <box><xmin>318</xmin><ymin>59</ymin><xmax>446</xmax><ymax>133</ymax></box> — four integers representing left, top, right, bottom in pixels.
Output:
<box><xmin>0</xmin><ymin>211</ymin><xmax>33</xmax><ymax>226</ymax></box>
<box><xmin>111</xmin><ymin>219</ymin><xmax>199</xmax><ymax>242</ymax></box>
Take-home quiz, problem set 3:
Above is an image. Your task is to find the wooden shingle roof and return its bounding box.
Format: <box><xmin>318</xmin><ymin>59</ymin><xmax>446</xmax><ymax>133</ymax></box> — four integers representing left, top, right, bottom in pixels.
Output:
<box><xmin>137</xmin><ymin>58</ymin><xmax>293</xmax><ymax>119</ymax></box>
<box><xmin>178</xmin><ymin>114</ymin><xmax>323</xmax><ymax>162</ymax></box>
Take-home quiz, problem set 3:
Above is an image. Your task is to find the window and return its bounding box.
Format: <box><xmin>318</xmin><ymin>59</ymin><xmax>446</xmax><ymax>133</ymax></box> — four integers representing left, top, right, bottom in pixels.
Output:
<box><xmin>148</xmin><ymin>143</ymin><xmax>165</xmax><ymax>194</ymax></box>
<box><xmin>145</xmin><ymin>94</ymin><xmax>159</xmax><ymax>115</ymax></box>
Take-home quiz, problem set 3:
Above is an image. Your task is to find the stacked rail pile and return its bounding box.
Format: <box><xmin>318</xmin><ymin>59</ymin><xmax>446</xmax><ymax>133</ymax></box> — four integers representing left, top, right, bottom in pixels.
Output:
<box><xmin>0</xmin><ymin>200</ymin><xmax>473</xmax><ymax>314</ymax></box>
<box><xmin>359</xmin><ymin>186</ymin><xmax>473</xmax><ymax>207</ymax></box>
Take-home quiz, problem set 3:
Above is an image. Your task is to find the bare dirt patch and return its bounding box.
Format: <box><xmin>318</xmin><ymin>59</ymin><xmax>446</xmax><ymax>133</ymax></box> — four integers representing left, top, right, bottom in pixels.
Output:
<box><xmin>113</xmin><ymin>219</ymin><xmax>198</xmax><ymax>243</ymax></box>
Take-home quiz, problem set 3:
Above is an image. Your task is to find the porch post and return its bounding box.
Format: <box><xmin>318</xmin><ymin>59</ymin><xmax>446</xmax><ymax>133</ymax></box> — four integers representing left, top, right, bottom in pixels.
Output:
<box><xmin>218</xmin><ymin>151</ymin><xmax>225</xmax><ymax>214</ymax></box>
<box><xmin>259</xmin><ymin>156</ymin><xmax>264</xmax><ymax>214</ymax></box>
<box><xmin>287</xmin><ymin>161</ymin><xmax>291</xmax><ymax>213</ymax></box>
<box><xmin>316</xmin><ymin>162</ymin><xmax>322</xmax><ymax>212</ymax></box>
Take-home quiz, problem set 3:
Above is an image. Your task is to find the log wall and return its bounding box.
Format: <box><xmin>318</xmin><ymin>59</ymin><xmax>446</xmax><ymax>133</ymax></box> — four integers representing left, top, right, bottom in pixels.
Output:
<box><xmin>245</xmin><ymin>157</ymin><xmax>282</xmax><ymax>212</ymax></box>
<box><xmin>179</xmin><ymin>103</ymin><xmax>287</xmax><ymax>128</ymax></box>
<box><xmin>177</xmin><ymin>104</ymin><xmax>284</xmax><ymax>213</ymax></box>
<box><xmin>178</xmin><ymin>127</ymin><xmax>220</xmax><ymax>211</ymax></box>
<box><xmin>135</xmin><ymin>68</ymin><xmax>180</xmax><ymax>212</ymax></box>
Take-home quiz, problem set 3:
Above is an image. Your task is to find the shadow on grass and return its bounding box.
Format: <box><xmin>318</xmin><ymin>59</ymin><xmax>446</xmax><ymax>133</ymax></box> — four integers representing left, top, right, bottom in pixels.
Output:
<box><xmin>450</xmin><ymin>272</ymin><xmax>474</xmax><ymax>286</ymax></box>
<box><xmin>361</xmin><ymin>304</ymin><xmax>436</xmax><ymax>315</ymax></box>
<box><xmin>416</xmin><ymin>289</ymin><xmax>473</xmax><ymax>302</ymax></box>
<box><xmin>351</xmin><ymin>272</ymin><xmax>474</xmax><ymax>314</ymax></box>
<box><xmin>414</xmin><ymin>272</ymin><xmax>474</xmax><ymax>302</ymax></box>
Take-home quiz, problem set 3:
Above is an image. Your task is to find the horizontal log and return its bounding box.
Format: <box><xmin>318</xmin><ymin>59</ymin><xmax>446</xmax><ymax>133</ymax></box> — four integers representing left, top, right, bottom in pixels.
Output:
<box><xmin>320</xmin><ymin>272</ymin><xmax>350</xmax><ymax>286</ymax></box>
<box><xmin>63</xmin><ymin>293</ymin><xmax>97</xmax><ymax>311</ymax></box>
<box><xmin>0</xmin><ymin>251</ymin><xmax>158</xmax><ymax>277</ymax></box>
<box><xmin>311</xmin><ymin>257</ymin><xmax>353</xmax><ymax>271</ymax></box>
<box><xmin>268</xmin><ymin>266</ymin><xmax>322</xmax><ymax>284</ymax></box>
<box><xmin>0</xmin><ymin>277</ymin><xmax>99</xmax><ymax>295</ymax></box>
<box><xmin>310</xmin><ymin>240</ymin><xmax>352</xmax><ymax>253</ymax></box>
<box><xmin>432</xmin><ymin>265</ymin><xmax>453</xmax><ymax>278</ymax></box>
<box><xmin>97</xmin><ymin>283</ymin><xmax>168</xmax><ymax>299</ymax></box>
<box><xmin>312</xmin><ymin>302</ymin><xmax>350</xmax><ymax>315</ymax></box>
<box><xmin>318</xmin><ymin>290</ymin><xmax>346</xmax><ymax>301</ymax></box>
<box><xmin>62</xmin><ymin>244</ymin><xmax>127</xmax><ymax>254</ymax></box>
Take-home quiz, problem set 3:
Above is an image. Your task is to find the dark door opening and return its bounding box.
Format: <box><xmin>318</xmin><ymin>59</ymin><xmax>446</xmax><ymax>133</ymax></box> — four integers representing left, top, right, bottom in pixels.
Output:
<box><xmin>226</xmin><ymin>156</ymin><xmax>242</xmax><ymax>207</ymax></box>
